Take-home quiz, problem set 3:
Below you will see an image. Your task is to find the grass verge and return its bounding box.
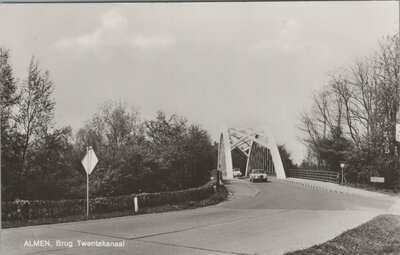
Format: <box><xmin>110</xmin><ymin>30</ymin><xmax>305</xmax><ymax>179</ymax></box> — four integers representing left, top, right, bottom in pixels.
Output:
<box><xmin>344</xmin><ymin>182</ymin><xmax>400</xmax><ymax>197</ymax></box>
<box><xmin>285</xmin><ymin>214</ymin><xmax>400</xmax><ymax>255</ymax></box>
<box><xmin>2</xmin><ymin>185</ymin><xmax>228</xmax><ymax>229</ymax></box>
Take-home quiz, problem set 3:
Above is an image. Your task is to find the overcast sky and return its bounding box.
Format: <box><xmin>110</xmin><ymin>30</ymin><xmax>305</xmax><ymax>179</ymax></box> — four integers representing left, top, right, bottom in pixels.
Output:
<box><xmin>0</xmin><ymin>2</ymin><xmax>398</xmax><ymax>163</ymax></box>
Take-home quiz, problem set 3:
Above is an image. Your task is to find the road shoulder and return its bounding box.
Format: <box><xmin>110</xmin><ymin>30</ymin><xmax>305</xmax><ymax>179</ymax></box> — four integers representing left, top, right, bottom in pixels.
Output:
<box><xmin>222</xmin><ymin>179</ymin><xmax>260</xmax><ymax>197</ymax></box>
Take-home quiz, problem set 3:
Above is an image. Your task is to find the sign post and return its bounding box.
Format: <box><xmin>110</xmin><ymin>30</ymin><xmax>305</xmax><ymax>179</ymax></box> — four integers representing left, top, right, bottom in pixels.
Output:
<box><xmin>340</xmin><ymin>163</ymin><xmax>345</xmax><ymax>185</ymax></box>
<box><xmin>87</xmin><ymin>172</ymin><xmax>89</xmax><ymax>218</ymax></box>
<box><xmin>81</xmin><ymin>146</ymin><xmax>98</xmax><ymax>219</ymax></box>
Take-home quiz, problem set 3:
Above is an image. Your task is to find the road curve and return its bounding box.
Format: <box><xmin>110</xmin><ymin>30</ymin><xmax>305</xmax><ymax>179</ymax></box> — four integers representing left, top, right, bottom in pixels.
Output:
<box><xmin>2</xmin><ymin>178</ymin><xmax>398</xmax><ymax>255</ymax></box>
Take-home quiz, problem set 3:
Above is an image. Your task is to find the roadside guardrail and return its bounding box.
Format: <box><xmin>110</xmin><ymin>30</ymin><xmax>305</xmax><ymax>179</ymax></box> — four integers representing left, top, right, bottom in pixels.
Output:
<box><xmin>287</xmin><ymin>169</ymin><xmax>339</xmax><ymax>184</ymax></box>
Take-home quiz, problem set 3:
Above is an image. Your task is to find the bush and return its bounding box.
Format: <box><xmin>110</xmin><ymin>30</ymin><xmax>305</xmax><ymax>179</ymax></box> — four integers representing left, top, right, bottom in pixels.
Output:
<box><xmin>2</xmin><ymin>179</ymin><xmax>217</xmax><ymax>221</ymax></box>
<box><xmin>137</xmin><ymin>180</ymin><xmax>215</xmax><ymax>207</ymax></box>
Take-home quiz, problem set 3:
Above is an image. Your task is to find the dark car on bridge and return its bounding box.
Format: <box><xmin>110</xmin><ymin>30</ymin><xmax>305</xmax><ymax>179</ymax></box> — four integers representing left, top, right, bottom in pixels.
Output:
<box><xmin>249</xmin><ymin>169</ymin><xmax>268</xmax><ymax>182</ymax></box>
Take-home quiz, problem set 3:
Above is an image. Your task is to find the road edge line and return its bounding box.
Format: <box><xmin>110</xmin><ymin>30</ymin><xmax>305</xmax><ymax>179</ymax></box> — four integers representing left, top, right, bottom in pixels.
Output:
<box><xmin>238</xmin><ymin>179</ymin><xmax>260</xmax><ymax>196</ymax></box>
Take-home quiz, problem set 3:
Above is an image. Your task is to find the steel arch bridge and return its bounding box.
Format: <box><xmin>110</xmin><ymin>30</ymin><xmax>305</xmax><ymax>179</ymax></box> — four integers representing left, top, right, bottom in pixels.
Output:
<box><xmin>217</xmin><ymin>125</ymin><xmax>286</xmax><ymax>179</ymax></box>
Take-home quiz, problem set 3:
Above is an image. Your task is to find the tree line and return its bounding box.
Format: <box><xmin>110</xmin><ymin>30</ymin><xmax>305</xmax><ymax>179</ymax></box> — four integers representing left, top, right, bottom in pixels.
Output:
<box><xmin>1</xmin><ymin>48</ymin><xmax>216</xmax><ymax>201</ymax></box>
<box><xmin>298</xmin><ymin>34</ymin><xmax>400</xmax><ymax>189</ymax></box>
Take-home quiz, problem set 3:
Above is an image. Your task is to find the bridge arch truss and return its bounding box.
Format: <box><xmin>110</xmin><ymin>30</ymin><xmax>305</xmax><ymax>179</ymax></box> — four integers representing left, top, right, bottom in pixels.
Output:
<box><xmin>217</xmin><ymin>126</ymin><xmax>286</xmax><ymax>179</ymax></box>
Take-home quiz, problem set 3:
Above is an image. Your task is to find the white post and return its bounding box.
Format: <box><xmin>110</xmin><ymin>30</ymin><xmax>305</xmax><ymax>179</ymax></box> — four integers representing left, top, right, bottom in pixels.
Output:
<box><xmin>134</xmin><ymin>197</ymin><xmax>138</xmax><ymax>213</ymax></box>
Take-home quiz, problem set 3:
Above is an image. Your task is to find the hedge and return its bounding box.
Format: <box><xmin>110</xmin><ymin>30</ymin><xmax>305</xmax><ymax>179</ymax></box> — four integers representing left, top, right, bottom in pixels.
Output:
<box><xmin>2</xmin><ymin>180</ymin><xmax>217</xmax><ymax>221</ymax></box>
<box><xmin>137</xmin><ymin>179</ymin><xmax>215</xmax><ymax>207</ymax></box>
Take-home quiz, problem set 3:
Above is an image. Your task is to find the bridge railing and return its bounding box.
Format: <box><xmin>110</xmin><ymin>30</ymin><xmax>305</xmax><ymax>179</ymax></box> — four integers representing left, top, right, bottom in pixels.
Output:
<box><xmin>287</xmin><ymin>169</ymin><xmax>339</xmax><ymax>184</ymax></box>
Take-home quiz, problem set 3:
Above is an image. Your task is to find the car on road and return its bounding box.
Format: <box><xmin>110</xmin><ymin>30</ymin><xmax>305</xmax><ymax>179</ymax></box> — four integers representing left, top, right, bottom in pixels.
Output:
<box><xmin>233</xmin><ymin>168</ymin><xmax>242</xmax><ymax>177</ymax></box>
<box><xmin>249</xmin><ymin>169</ymin><xmax>268</xmax><ymax>182</ymax></box>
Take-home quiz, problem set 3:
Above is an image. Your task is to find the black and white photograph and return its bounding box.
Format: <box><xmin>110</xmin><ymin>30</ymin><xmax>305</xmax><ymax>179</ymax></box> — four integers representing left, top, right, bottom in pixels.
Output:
<box><xmin>1</xmin><ymin>1</ymin><xmax>400</xmax><ymax>254</ymax></box>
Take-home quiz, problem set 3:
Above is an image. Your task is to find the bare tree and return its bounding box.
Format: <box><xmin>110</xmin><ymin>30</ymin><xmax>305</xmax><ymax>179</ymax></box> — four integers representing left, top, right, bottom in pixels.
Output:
<box><xmin>299</xmin><ymin>34</ymin><xmax>400</xmax><ymax>186</ymax></box>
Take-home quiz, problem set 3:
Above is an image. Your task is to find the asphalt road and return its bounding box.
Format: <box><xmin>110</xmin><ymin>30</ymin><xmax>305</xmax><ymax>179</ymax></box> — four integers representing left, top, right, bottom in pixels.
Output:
<box><xmin>2</xmin><ymin>178</ymin><xmax>398</xmax><ymax>255</ymax></box>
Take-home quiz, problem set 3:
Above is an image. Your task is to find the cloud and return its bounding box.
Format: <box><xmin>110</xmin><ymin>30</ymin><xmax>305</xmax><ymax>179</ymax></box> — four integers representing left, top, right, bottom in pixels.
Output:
<box><xmin>101</xmin><ymin>9</ymin><xmax>127</xmax><ymax>29</ymax></box>
<box><xmin>55</xmin><ymin>30</ymin><xmax>101</xmax><ymax>48</ymax></box>
<box><xmin>250</xmin><ymin>18</ymin><xmax>330</xmax><ymax>59</ymax></box>
<box><xmin>54</xmin><ymin>10</ymin><xmax>175</xmax><ymax>53</ymax></box>
<box><xmin>130</xmin><ymin>34</ymin><xmax>176</xmax><ymax>50</ymax></box>
<box><xmin>252</xmin><ymin>18</ymin><xmax>303</xmax><ymax>52</ymax></box>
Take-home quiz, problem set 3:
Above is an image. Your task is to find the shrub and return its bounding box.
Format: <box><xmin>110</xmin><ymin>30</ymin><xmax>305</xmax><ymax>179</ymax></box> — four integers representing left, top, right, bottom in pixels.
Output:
<box><xmin>2</xmin><ymin>180</ymin><xmax>217</xmax><ymax>221</ymax></box>
<box><xmin>137</xmin><ymin>180</ymin><xmax>215</xmax><ymax>207</ymax></box>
